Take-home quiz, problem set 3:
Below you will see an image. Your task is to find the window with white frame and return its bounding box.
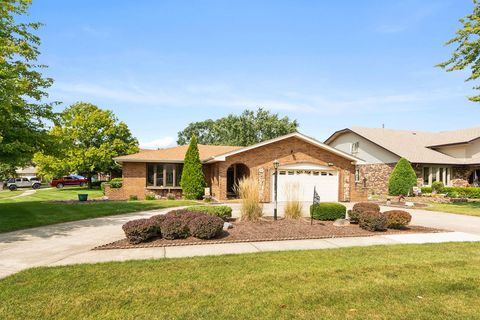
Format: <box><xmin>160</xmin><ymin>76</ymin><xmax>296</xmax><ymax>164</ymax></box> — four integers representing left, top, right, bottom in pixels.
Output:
<box><xmin>350</xmin><ymin>141</ymin><xmax>359</xmax><ymax>154</ymax></box>
<box><xmin>422</xmin><ymin>166</ymin><xmax>451</xmax><ymax>186</ymax></box>
<box><xmin>355</xmin><ymin>168</ymin><xmax>361</xmax><ymax>182</ymax></box>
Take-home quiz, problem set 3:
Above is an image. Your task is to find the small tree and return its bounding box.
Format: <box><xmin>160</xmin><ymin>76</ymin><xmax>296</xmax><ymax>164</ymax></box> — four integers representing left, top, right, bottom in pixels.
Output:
<box><xmin>180</xmin><ymin>135</ymin><xmax>206</xmax><ymax>199</ymax></box>
<box><xmin>388</xmin><ymin>158</ymin><xmax>417</xmax><ymax>196</ymax></box>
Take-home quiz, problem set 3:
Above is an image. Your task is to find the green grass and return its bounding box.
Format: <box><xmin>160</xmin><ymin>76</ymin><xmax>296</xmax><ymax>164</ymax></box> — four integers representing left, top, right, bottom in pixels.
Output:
<box><xmin>0</xmin><ymin>187</ymin><xmax>196</xmax><ymax>233</ymax></box>
<box><xmin>1</xmin><ymin>242</ymin><xmax>480</xmax><ymax>319</ymax></box>
<box><xmin>425</xmin><ymin>202</ymin><xmax>480</xmax><ymax>217</ymax></box>
<box><xmin>0</xmin><ymin>189</ymin><xmax>23</xmax><ymax>199</ymax></box>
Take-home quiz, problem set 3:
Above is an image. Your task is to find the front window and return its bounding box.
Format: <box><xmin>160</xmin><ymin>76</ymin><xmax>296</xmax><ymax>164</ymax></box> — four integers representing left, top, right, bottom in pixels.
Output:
<box><xmin>351</xmin><ymin>141</ymin><xmax>359</xmax><ymax>154</ymax></box>
<box><xmin>423</xmin><ymin>166</ymin><xmax>451</xmax><ymax>186</ymax></box>
<box><xmin>146</xmin><ymin>163</ymin><xmax>183</xmax><ymax>188</ymax></box>
<box><xmin>355</xmin><ymin>168</ymin><xmax>361</xmax><ymax>182</ymax></box>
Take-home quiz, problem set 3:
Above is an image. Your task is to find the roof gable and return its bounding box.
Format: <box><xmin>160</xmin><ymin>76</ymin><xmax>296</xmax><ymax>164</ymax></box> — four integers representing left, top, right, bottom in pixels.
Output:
<box><xmin>325</xmin><ymin>127</ymin><xmax>480</xmax><ymax>165</ymax></box>
<box><xmin>204</xmin><ymin>132</ymin><xmax>363</xmax><ymax>163</ymax></box>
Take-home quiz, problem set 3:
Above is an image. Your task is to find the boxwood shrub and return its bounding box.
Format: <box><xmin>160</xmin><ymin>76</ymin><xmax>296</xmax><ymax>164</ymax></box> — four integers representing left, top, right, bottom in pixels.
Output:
<box><xmin>442</xmin><ymin>187</ymin><xmax>480</xmax><ymax>199</ymax></box>
<box><xmin>384</xmin><ymin>210</ymin><xmax>411</xmax><ymax>229</ymax></box>
<box><xmin>185</xmin><ymin>205</ymin><xmax>232</xmax><ymax>221</ymax></box>
<box><xmin>110</xmin><ymin>178</ymin><xmax>123</xmax><ymax>188</ymax></box>
<box><xmin>310</xmin><ymin>202</ymin><xmax>346</xmax><ymax>221</ymax></box>
<box><xmin>349</xmin><ymin>202</ymin><xmax>380</xmax><ymax>224</ymax></box>
<box><xmin>188</xmin><ymin>215</ymin><xmax>224</xmax><ymax>239</ymax></box>
<box><xmin>421</xmin><ymin>187</ymin><xmax>432</xmax><ymax>194</ymax></box>
<box><xmin>122</xmin><ymin>218</ymin><xmax>160</xmax><ymax>244</ymax></box>
<box><xmin>358</xmin><ymin>211</ymin><xmax>387</xmax><ymax>231</ymax></box>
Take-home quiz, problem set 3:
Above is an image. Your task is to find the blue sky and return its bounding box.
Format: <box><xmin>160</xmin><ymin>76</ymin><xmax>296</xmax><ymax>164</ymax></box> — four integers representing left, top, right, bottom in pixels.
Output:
<box><xmin>29</xmin><ymin>0</ymin><xmax>477</xmax><ymax>148</ymax></box>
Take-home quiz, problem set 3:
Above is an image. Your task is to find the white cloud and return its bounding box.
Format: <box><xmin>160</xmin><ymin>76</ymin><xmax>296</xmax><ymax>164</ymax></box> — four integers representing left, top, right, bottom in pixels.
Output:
<box><xmin>140</xmin><ymin>137</ymin><xmax>176</xmax><ymax>149</ymax></box>
<box><xmin>51</xmin><ymin>81</ymin><xmax>466</xmax><ymax>117</ymax></box>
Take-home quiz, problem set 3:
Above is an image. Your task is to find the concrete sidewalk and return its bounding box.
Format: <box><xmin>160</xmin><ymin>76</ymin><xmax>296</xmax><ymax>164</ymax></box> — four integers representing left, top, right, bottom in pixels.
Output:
<box><xmin>48</xmin><ymin>231</ymin><xmax>480</xmax><ymax>268</ymax></box>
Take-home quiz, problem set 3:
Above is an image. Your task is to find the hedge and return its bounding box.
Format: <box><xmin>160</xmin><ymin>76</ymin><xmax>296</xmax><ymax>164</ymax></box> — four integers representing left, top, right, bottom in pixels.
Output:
<box><xmin>421</xmin><ymin>186</ymin><xmax>480</xmax><ymax>198</ymax></box>
<box><xmin>185</xmin><ymin>206</ymin><xmax>232</xmax><ymax>221</ymax></box>
<box><xmin>310</xmin><ymin>203</ymin><xmax>346</xmax><ymax>221</ymax></box>
<box><xmin>110</xmin><ymin>178</ymin><xmax>123</xmax><ymax>188</ymax></box>
<box><xmin>443</xmin><ymin>187</ymin><xmax>480</xmax><ymax>198</ymax></box>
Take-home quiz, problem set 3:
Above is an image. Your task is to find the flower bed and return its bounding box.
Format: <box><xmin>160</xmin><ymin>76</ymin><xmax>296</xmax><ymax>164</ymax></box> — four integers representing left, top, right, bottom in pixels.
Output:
<box><xmin>96</xmin><ymin>217</ymin><xmax>443</xmax><ymax>250</ymax></box>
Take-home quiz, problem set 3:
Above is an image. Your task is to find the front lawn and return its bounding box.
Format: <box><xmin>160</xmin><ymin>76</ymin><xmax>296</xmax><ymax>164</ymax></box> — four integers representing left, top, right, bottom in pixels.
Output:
<box><xmin>425</xmin><ymin>202</ymin><xmax>480</xmax><ymax>217</ymax></box>
<box><xmin>0</xmin><ymin>187</ymin><xmax>196</xmax><ymax>233</ymax></box>
<box><xmin>1</xmin><ymin>242</ymin><xmax>479</xmax><ymax>319</ymax></box>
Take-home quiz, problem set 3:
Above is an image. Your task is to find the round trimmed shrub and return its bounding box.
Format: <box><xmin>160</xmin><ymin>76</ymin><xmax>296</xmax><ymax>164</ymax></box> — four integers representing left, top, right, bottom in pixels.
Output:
<box><xmin>388</xmin><ymin>158</ymin><xmax>417</xmax><ymax>196</ymax></box>
<box><xmin>349</xmin><ymin>202</ymin><xmax>380</xmax><ymax>223</ymax></box>
<box><xmin>310</xmin><ymin>202</ymin><xmax>346</xmax><ymax>221</ymax></box>
<box><xmin>165</xmin><ymin>209</ymin><xmax>204</xmax><ymax>224</ymax></box>
<box><xmin>358</xmin><ymin>211</ymin><xmax>387</xmax><ymax>231</ymax></box>
<box><xmin>431</xmin><ymin>181</ymin><xmax>444</xmax><ymax>194</ymax></box>
<box><xmin>160</xmin><ymin>216</ymin><xmax>190</xmax><ymax>240</ymax></box>
<box><xmin>149</xmin><ymin>214</ymin><xmax>167</xmax><ymax>227</ymax></box>
<box><xmin>122</xmin><ymin>218</ymin><xmax>160</xmax><ymax>244</ymax></box>
<box><xmin>188</xmin><ymin>215</ymin><xmax>224</xmax><ymax>239</ymax></box>
<box><xmin>384</xmin><ymin>210</ymin><xmax>411</xmax><ymax>229</ymax></box>
<box><xmin>110</xmin><ymin>178</ymin><xmax>123</xmax><ymax>188</ymax></box>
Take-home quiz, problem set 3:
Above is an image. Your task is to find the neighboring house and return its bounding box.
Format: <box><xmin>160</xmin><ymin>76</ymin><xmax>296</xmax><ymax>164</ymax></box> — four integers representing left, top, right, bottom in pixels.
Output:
<box><xmin>325</xmin><ymin>127</ymin><xmax>480</xmax><ymax>195</ymax></box>
<box><xmin>15</xmin><ymin>166</ymin><xmax>39</xmax><ymax>179</ymax></box>
<box><xmin>111</xmin><ymin>132</ymin><xmax>367</xmax><ymax>202</ymax></box>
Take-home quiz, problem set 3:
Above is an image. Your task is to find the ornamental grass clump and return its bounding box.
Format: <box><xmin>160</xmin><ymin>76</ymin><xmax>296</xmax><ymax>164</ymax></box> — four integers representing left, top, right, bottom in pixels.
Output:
<box><xmin>349</xmin><ymin>202</ymin><xmax>380</xmax><ymax>224</ymax></box>
<box><xmin>236</xmin><ymin>177</ymin><xmax>263</xmax><ymax>221</ymax></box>
<box><xmin>358</xmin><ymin>211</ymin><xmax>388</xmax><ymax>231</ymax></box>
<box><xmin>283</xmin><ymin>182</ymin><xmax>303</xmax><ymax>219</ymax></box>
<box><xmin>188</xmin><ymin>215</ymin><xmax>224</xmax><ymax>239</ymax></box>
<box><xmin>384</xmin><ymin>210</ymin><xmax>412</xmax><ymax>229</ymax></box>
<box><xmin>122</xmin><ymin>218</ymin><xmax>160</xmax><ymax>244</ymax></box>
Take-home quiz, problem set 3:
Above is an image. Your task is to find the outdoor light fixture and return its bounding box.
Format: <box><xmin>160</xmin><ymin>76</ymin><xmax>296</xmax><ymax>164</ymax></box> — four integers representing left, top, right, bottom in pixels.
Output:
<box><xmin>273</xmin><ymin>159</ymin><xmax>280</xmax><ymax>220</ymax></box>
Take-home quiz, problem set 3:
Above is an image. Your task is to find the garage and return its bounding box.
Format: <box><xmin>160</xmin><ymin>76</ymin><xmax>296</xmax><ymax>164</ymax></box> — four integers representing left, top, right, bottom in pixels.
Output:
<box><xmin>271</xmin><ymin>164</ymin><xmax>339</xmax><ymax>202</ymax></box>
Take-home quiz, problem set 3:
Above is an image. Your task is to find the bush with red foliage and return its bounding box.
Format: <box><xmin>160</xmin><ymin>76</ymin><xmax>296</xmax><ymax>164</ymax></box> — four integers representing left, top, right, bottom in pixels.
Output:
<box><xmin>349</xmin><ymin>202</ymin><xmax>380</xmax><ymax>224</ymax></box>
<box><xmin>188</xmin><ymin>215</ymin><xmax>224</xmax><ymax>239</ymax></box>
<box><xmin>122</xmin><ymin>218</ymin><xmax>160</xmax><ymax>244</ymax></box>
<box><xmin>358</xmin><ymin>211</ymin><xmax>387</xmax><ymax>231</ymax></box>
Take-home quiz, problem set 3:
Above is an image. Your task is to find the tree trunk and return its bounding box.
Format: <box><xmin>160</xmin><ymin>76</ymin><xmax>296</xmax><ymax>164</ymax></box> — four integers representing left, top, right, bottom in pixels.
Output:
<box><xmin>87</xmin><ymin>173</ymin><xmax>93</xmax><ymax>189</ymax></box>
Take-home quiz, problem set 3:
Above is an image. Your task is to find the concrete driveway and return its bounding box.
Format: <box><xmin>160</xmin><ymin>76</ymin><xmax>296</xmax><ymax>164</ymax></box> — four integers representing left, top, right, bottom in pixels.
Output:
<box><xmin>1</xmin><ymin>203</ymin><xmax>480</xmax><ymax>279</ymax></box>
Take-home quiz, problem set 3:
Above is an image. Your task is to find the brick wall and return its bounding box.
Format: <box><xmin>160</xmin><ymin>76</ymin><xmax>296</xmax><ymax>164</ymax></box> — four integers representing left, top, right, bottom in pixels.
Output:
<box><xmin>209</xmin><ymin>136</ymin><xmax>357</xmax><ymax>202</ymax></box>
<box><xmin>121</xmin><ymin>162</ymin><xmax>147</xmax><ymax>199</ymax></box>
<box><xmin>104</xmin><ymin>184</ymin><xmax>124</xmax><ymax>200</ymax></box>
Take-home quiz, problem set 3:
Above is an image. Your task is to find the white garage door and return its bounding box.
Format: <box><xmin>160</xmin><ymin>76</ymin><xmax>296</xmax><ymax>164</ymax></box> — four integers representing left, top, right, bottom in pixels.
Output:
<box><xmin>271</xmin><ymin>166</ymin><xmax>339</xmax><ymax>202</ymax></box>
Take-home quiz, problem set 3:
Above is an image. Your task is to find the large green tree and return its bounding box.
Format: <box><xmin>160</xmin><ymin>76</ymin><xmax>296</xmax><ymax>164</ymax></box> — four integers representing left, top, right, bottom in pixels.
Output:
<box><xmin>34</xmin><ymin>102</ymin><xmax>139</xmax><ymax>184</ymax></box>
<box><xmin>437</xmin><ymin>0</ymin><xmax>480</xmax><ymax>102</ymax></box>
<box><xmin>0</xmin><ymin>0</ymin><xmax>56</xmax><ymax>167</ymax></box>
<box><xmin>177</xmin><ymin>108</ymin><xmax>298</xmax><ymax>146</ymax></box>
<box><xmin>180</xmin><ymin>135</ymin><xmax>206</xmax><ymax>199</ymax></box>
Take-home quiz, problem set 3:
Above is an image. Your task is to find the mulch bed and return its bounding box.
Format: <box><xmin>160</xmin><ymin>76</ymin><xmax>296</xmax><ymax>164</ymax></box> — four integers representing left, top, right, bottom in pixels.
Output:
<box><xmin>95</xmin><ymin>218</ymin><xmax>445</xmax><ymax>250</ymax></box>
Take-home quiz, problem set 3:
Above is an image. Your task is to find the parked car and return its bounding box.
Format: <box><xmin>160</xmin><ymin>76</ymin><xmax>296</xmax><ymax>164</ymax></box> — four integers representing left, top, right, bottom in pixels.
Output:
<box><xmin>7</xmin><ymin>177</ymin><xmax>42</xmax><ymax>191</ymax></box>
<box><xmin>50</xmin><ymin>175</ymin><xmax>88</xmax><ymax>188</ymax></box>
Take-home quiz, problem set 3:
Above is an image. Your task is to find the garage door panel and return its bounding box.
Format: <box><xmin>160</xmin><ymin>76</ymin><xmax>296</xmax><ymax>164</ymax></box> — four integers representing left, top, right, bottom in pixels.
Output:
<box><xmin>272</xmin><ymin>169</ymin><xmax>339</xmax><ymax>202</ymax></box>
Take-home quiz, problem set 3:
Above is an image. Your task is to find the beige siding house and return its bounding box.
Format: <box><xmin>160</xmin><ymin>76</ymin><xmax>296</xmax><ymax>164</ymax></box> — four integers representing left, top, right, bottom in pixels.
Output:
<box><xmin>325</xmin><ymin>127</ymin><xmax>480</xmax><ymax>195</ymax></box>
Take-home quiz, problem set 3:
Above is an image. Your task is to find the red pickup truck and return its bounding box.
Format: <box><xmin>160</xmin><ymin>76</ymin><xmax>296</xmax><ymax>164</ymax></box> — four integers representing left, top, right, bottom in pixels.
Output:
<box><xmin>50</xmin><ymin>175</ymin><xmax>88</xmax><ymax>188</ymax></box>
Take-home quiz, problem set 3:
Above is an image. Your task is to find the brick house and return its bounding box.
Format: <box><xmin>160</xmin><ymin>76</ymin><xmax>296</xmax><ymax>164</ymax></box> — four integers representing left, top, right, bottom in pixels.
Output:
<box><xmin>109</xmin><ymin>132</ymin><xmax>367</xmax><ymax>202</ymax></box>
<box><xmin>325</xmin><ymin>127</ymin><xmax>480</xmax><ymax>195</ymax></box>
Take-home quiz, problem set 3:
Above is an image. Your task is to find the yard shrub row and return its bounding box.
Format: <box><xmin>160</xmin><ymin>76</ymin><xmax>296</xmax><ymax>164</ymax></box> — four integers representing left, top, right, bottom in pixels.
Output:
<box><xmin>310</xmin><ymin>203</ymin><xmax>346</xmax><ymax>221</ymax></box>
<box><xmin>420</xmin><ymin>186</ymin><xmax>480</xmax><ymax>198</ymax></box>
<box><xmin>109</xmin><ymin>178</ymin><xmax>123</xmax><ymax>188</ymax></box>
<box><xmin>184</xmin><ymin>205</ymin><xmax>232</xmax><ymax>221</ymax></box>
<box><xmin>122</xmin><ymin>209</ymin><xmax>224</xmax><ymax>244</ymax></box>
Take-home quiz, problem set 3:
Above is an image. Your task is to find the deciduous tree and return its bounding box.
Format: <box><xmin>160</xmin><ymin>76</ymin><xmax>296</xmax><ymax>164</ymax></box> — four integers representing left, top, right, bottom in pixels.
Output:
<box><xmin>0</xmin><ymin>0</ymin><xmax>57</xmax><ymax>167</ymax></box>
<box><xmin>437</xmin><ymin>0</ymin><xmax>480</xmax><ymax>102</ymax></box>
<box><xmin>34</xmin><ymin>102</ymin><xmax>138</xmax><ymax>185</ymax></box>
<box><xmin>177</xmin><ymin>108</ymin><xmax>298</xmax><ymax>146</ymax></box>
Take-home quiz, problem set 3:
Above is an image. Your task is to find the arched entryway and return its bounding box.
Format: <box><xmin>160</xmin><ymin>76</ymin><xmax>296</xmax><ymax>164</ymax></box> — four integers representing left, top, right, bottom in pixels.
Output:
<box><xmin>226</xmin><ymin>163</ymin><xmax>250</xmax><ymax>198</ymax></box>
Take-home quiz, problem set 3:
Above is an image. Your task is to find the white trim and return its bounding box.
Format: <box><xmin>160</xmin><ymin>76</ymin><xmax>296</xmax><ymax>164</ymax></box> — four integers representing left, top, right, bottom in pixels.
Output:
<box><xmin>204</xmin><ymin>132</ymin><xmax>364</xmax><ymax>164</ymax></box>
